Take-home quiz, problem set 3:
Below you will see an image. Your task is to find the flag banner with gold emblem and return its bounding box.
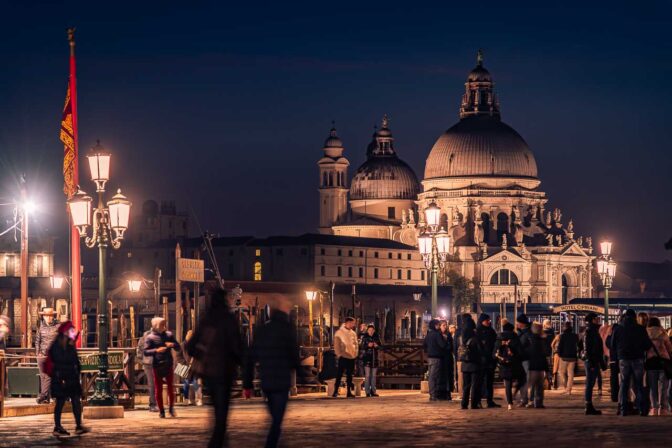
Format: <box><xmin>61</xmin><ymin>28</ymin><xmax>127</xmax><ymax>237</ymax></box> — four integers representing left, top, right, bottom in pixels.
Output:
<box><xmin>60</xmin><ymin>84</ymin><xmax>77</xmax><ymax>198</ymax></box>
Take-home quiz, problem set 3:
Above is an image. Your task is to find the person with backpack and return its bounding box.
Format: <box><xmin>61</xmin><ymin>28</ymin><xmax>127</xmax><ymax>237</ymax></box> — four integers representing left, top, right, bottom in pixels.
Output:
<box><xmin>48</xmin><ymin>321</ymin><xmax>89</xmax><ymax>437</ymax></box>
<box><xmin>494</xmin><ymin>322</ymin><xmax>522</xmax><ymax>410</ymax></box>
<box><xmin>459</xmin><ymin>315</ymin><xmax>483</xmax><ymax>410</ymax></box>
<box><xmin>556</xmin><ymin>322</ymin><xmax>579</xmax><ymax>395</ymax></box>
<box><xmin>423</xmin><ymin>319</ymin><xmax>446</xmax><ymax>401</ymax></box>
<box><xmin>645</xmin><ymin>317</ymin><xmax>672</xmax><ymax>416</ymax></box>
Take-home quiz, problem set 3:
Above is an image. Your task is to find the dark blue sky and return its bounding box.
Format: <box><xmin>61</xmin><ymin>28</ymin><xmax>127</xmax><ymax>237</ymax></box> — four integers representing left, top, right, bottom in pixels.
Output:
<box><xmin>1</xmin><ymin>1</ymin><xmax>671</xmax><ymax>262</ymax></box>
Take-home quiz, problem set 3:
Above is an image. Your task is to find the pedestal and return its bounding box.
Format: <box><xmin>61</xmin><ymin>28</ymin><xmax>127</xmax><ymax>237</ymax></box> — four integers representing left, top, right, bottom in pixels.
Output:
<box><xmin>83</xmin><ymin>405</ymin><xmax>124</xmax><ymax>419</ymax></box>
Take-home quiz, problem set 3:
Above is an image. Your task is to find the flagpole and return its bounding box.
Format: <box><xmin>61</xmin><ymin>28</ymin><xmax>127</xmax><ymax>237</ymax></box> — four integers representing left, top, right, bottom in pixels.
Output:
<box><xmin>67</xmin><ymin>28</ymin><xmax>83</xmax><ymax>347</ymax></box>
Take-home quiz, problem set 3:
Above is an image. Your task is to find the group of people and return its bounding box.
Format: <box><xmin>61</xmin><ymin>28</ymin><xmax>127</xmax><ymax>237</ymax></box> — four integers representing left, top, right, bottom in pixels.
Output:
<box><xmin>424</xmin><ymin>309</ymin><xmax>672</xmax><ymax>416</ymax></box>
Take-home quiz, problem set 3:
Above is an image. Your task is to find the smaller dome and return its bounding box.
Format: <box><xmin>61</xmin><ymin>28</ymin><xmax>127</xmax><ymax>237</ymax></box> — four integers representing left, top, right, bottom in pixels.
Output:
<box><xmin>324</xmin><ymin>127</ymin><xmax>343</xmax><ymax>148</ymax></box>
<box><xmin>350</xmin><ymin>157</ymin><xmax>420</xmax><ymax>200</ymax></box>
<box><xmin>467</xmin><ymin>65</ymin><xmax>492</xmax><ymax>83</ymax></box>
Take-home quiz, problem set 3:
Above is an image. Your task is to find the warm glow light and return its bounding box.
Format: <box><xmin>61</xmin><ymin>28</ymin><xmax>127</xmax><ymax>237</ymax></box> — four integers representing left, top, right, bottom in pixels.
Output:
<box><xmin>435</xmin><ymin>229</ymin><xmax>450</xmax><ymax>256</ymax></box>
<box><xmin>607</xmin><ymin>260</ymin><xmax>617</xmax><ymax>278</ymax></box>
<box><xmin>50</xmin><ymin>275</ymin><xmax>65</xmax><ymax>289</ymax></box>
<box><xmin>23</xmin><ymin>200</ymin><xmax>37</xmax><ymax>214</ymax></box>
<box><xmin>107</xmin><ymin>189</ymin><xmax>131</xmax><ymax>239</ymax></box>
<box><xmin>600</xmin><ymin>241</ymin><xmax>612</xmax><ymax>257</ymax></box>
<box><xmin>596</xmin><ymin>259</ymin><xmax>608</xmax><ymax>275</ymax></box>
<box><xmin>305</xmin><ymin>290</ymin><xmax>318</xmax><ymax>301</ymax></box>
<box><xmin>87</xmin><ymin>141</ymin><xmax>111</xmax><ymax>191</ymax></box>
<box><xmin>68</xmin><ymin>189</ymin><xmax>93</xmax><ymax>232</ymax></box>
<box><xmin>128</xmin><ymin>279</ymin><xmax>142</xmax><ymax>293</ymax></box>
<box><xmin>418</xmin><ymin>233</ymin><xmax>432</xmax><ymax>256</ymax></box>
<box><xmin>424</xmin><ymin>202</ymin><xmax>441</xmax><ymax>228</ymax></box>
<box><xmin>413</xmin><ymin>291</ymin><xmax>422</xmax><ymax>301</ymax></box>
<box><xmin>440</xmin><ymin>308</ymin><xmax>448</xmax><ymax>318</ymax></box>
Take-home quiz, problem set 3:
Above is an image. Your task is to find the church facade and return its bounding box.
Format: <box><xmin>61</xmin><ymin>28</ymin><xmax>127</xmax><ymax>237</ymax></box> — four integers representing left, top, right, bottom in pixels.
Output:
<box><xmin>318</xmin><ymin>52</ymin><xmax>595</xmax><ymax>306</ymax></box>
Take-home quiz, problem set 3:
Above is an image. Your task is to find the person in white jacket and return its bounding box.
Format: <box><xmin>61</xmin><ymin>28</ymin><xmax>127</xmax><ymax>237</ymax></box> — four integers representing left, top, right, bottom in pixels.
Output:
<box><xmin>333</xmin><ymin>317</ymin><xmax>359</xmax><ymax>398</ymax></box>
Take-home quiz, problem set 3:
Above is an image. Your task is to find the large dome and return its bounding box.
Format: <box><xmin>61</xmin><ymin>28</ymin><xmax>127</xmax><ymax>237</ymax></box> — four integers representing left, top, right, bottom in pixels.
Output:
<box><xmin>424</xmin><ymin>115</ymin><xmax>538</xmax><ymax>179</ymax></box>
<box><xmin>351</xmin><ymin>156</ymin><xmax>421</xmax><ymax>200</ymax></box>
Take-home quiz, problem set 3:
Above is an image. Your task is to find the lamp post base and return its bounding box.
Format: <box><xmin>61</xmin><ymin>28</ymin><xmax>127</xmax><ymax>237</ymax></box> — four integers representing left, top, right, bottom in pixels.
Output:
<box><xmin>88</xmin><ymin>377</ymin><xmax>117</xmax><ymax>407</ymax></box>
<box><xmin>83</xmin><ymin>405</ymin><xmax>124</xmax><ymax>419</ymax></box>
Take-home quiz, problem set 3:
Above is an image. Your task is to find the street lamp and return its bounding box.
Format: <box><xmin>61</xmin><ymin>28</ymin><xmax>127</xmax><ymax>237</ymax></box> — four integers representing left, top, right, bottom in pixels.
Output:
<box><xmin>597</xmin><ymin>240</ymin><xmax>617</xmax><ymax>325</ymax></box>
<box><xmin>304</xmin><ymin>290</ymin><xmax>317</xmax><ymax>347</ymax></box>
<box><xmin>68</xmin><ymin>140</ymin><xmax>131</xmax><ymax>407</ymax></box>
<box><xmin>127</xmin><ymin>279</ymin><xmax>142</xmax><ymax>293</ymax></box>
<box><xmin>50</xmin><ymin>275</ymin><xmax>67</xmax><ymax>289</ymax></box>
<box><xmin>418</xmin><ymin>202</ymin><xmax>451</xmax><ymax>317</ymax></box>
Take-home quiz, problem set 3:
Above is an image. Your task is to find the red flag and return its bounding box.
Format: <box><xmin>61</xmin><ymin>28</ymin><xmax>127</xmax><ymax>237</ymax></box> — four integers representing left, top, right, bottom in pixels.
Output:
<box><xmin>62</xmin><ymin>28</ymin><xmax>83</xmax><ymax>347</ymax></box>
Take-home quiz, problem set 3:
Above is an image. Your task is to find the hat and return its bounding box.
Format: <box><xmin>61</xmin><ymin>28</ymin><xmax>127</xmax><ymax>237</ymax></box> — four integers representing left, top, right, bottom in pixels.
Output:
<box><xmin>57</xmin><ymin>320</ymin><xmax>74</xmax><ymax>334</ymax></box>
<box><xmin>624</xmin><ymin>309</ymin><xmax>636</xmax><ymax>319</ymax></box>
<box><xmin>39</xmin><ymin>307</ymin><xmax>57</xmax><ymax>316</ymax></box>
<box><xmin>516</xmin><ymin>314</ymin><xmax>529</xmax><ymax>325</ymax></box>
<box><xmin>585</xmin><ymin>312</ymin><xmax>599</xmax><ymax>323</ymax></box>
<box><xmin>478</xmin><ymin>313</ymin><xmax>491</xmax><ymax>324</ymax></box>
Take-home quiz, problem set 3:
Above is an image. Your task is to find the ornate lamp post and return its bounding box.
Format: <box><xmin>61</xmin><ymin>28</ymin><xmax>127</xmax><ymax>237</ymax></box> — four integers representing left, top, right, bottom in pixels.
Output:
<box><xmin>418</xmin><ymin>202</ymin><xmax>450</xmax><ymax>317</ymax></box>
<box><xmin>304</xmin><ymin>290</ymin><xmax>317</xmax><ymax>347</ymax></box>
<box><xmin>596</xmin><ymin>241</ymin><xmax>617</xmax><ymax>325</ymax></box>
<box><xmin>68</xmin><ymin>141</ymin><xmax>131</xmax><ymax>406</ymax></box>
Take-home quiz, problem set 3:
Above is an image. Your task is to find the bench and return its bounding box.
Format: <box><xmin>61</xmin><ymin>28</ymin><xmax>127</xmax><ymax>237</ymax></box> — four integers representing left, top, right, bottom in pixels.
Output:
<box><xmin>325</xmin><ymin>377</ymin><xmax>365</xmax><ymax>397</ymax></box>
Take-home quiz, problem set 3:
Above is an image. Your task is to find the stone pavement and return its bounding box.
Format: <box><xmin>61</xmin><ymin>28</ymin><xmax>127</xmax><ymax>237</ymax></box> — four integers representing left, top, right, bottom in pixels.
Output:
<box><xmin>0</xmin><ymin>388</ymin><xmax>669</xmax><ymax>447</ymax></box>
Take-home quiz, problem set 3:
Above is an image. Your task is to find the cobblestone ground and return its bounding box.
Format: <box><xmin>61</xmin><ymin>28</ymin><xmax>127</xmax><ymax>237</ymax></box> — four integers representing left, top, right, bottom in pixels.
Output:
<box><xmin>0</xmin><ymin>388</ymin><xmax>670</xmax><ymax>447</ymax></box>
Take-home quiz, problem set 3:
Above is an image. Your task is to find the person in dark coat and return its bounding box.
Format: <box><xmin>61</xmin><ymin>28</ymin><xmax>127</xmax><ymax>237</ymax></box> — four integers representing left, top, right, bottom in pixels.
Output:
<box><xmin>187</xmin><ymin>289</ymin><xmax>242</xmax><ymax>448</ymax></box>
<box><xmin>556</xmin><ymin>322</ymin><xmax>579</xmax><ymax>395</ymax></box>
<box><xmin>244</xmin><ymin>298</ymin><xmax>302</xmax><ymax>448</ymax></box>
<box><xmin>143</xmin><ymin>317</ymin><xmax>180</xmax><ymax>418</ymax></box>
<box><xmin>423</xmin><ymin>319</ymin><xmax>446</xmax><ymax>401</ymax></box>
<box><xmin>36</xmin><ymin>308</ymin><xmax>59</xmax><ymax>404</ymax></box>
<box><xmin>582</xmin><ymin>312</ymin><xmax>605</xmax><ymax>415</ymax></box>
<box><xmin>459</xmin><ymin>315</ymin><xmax>483</xmax><ymax>410</ymax></box>
<box><xmin>605</xmin><ymin>317</ymin><xmax>623</xmax><ymax>403</ymax></box>
<box><xmin>476</xmin><ymin>313</ymin><xmax>499</xmax><ymax>407</ymax></box>
<box><xmin>360</xmin><ymin>325</ymin><xmax>382</xmax><ymax>397</ymax></box>
<box><xmin>611</xmin><ymin>309</ymin><xmax>652</xmax><ymax>416</ymax></box>
<box><xmin>438</xmin><ymin>320</ymin><xmax>454</xmax><ymax>400</ymax></box>
<box><xmin>494</xmin><ymin>322</ymin><xmax>523</xmax><ymax>410</ymax></box>
<box><xmin>526</xmin><ymin>322</ymin><xmax>549</xmax><ymax>408</ymax></box>
<box><xmin>49</xmin><ymin>321</ymin><xmax>89</xmax><ymax>436</ymax></box>
<box><xmin>542</xmin><ymin>320</ymin><xmax>556</xmax><ymax>389</ymax></box>
<box><xmin>515</xmin><ymin>314</ymin><xmax>532</xmax><ymax>406</ymax></box>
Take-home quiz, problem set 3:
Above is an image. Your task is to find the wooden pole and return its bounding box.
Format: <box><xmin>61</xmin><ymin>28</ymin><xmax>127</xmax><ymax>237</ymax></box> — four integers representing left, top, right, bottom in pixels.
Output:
<box><xmin>19</xmin><ymin>182</ymin><xmax>29</xmax><ymax>348</ymax></box>
<box><xmin>129</xmin><ymin>305</ymin><xmax>136</xmax><ymax>345</ymax></box>
<box><xmin>175</xmin><ymin>243</ymin><xmax>182</xmax><ymax>342</ymax></box>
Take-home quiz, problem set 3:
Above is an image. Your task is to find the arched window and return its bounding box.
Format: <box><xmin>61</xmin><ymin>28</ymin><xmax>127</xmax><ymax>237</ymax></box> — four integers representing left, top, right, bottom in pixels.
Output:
<box><xmin>322</xmin><ymin>172</ymin><xmax>328</xmax><ymax>187</ymax></box>
<box><xmin>440</xmin><ymin>213</ymin><xmax>449</xmax><ymax>230</ymax></box>
<box><xmin>490</xmin><ymin>269</ymin><xmax>518</xmax><ymax>285</ymax></box>
<box><xmin>497</xmin><ymin>212</ymin><xmax>509</xmax><ymax>240</ymax></box>
<box><xmin>254</xmin><ymin>262</ymin><xmax>262</xmax><ymax>281</ymax></box>
<box><xmin>562</xmin><ymin>274</ymin><xmax>568</xmax><ymax>303</ymax></box>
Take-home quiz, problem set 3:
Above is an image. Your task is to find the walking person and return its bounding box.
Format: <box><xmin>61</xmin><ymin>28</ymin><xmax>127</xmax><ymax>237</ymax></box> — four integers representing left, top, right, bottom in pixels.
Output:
<box><xmin>645</xmin><ymin>317</ymin><xmax>672</xmax><ymax>416</ymax></box>
<box><xmin>187</xmin><ymin>289</ymin><xmax>242</xmax><ymax>448</ymax></box>
<box><xmin>612</xmin><ymin>309</ymin><xmax>652</xmax><ymax>416</ymax></box>
<box><xmin>476</xmin><ymin>313</ymin><xmax>500</xmax><ymax>407</ymax></box>
<box><xmin>606</xmin><ymin>315</ymin><xmax>625</xmax><ymax>404</ymax></box>
<box><xmin>423</xmin><ymin>319</ymin><xmax>445</xmax><ymax>401</ymax></box>
<box><xmin>439</xmin><ymin>320</ymin><xmax>455</xmax><ymax>400</ymax></box>
<box><xmin>526</xmin><ymin>322</ymin><xmax>548</xmax><ymax>408</ymax></box>
<box><xmin>244</xmin><ymin>297</ymin><xmax>302</xmax><ymax>448</ymax></box>
<box><xmin>583</xmin><ymin>312</ymin><xmax>605</xmax><ymax>415</ymax></box>
<box><xmin>35</xmin><ymin>308</ymin><xmax>59</xmax><ymax>404</ymax></box>
<box><xmin>458</xmin><ymin>315</ymin><xmax>483</xmax><ymax>410</ymax></box>
<box><xmin>143</xmin><ymin>317</ymin><xmax>180</xmax><ymax>418</ymax></box>
<box><xmin>333</xmin><ymin>317</ymin><xmax>358</xmax><ymax>398</ymax></box>
<box><xmin>556</xmin><ymin>322</ymin><xmax>579</xmax><ymax>395</ymax></box>
<box><xmin>494</xmin><ymin>322</ymin><xmax>522</xmax><ymax>410</ymax></box>
<box><xmin>360</xmin><ymin>325</ymin><xmax>382</xmax><ymax>397</ymax></box>
<box><xmin>49</xmin><ymin>321</ymin><xmax>89</xmax><ymax>437</ymax></box>
<box><xmin>137</xmin><ymin>328</ymin><xmax>158</xmax><ymax>412</ymax></box>
<box><xmin>515</xmin><ymin>314</ymin><xmax>532</xmax><ymax>406</ymax></box>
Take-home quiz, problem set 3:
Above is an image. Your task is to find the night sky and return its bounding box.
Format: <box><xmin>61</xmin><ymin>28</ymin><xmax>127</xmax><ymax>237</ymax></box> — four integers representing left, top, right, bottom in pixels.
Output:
<box><xmin>1</xmin><ymin>1</ymin><xmax>671</xmax><ymax>263</ymax></box>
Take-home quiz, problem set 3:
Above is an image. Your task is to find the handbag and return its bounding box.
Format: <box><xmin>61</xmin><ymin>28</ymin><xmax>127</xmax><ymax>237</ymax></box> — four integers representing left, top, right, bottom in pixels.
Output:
<box><xmin>174</xmin><ymin>362</ymin><xmax>191</xmax><ymax>378</ymax></box>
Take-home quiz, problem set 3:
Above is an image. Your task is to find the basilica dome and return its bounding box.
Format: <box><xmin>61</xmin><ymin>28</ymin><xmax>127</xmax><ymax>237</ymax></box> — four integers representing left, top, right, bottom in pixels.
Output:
<box><xmin>424</xmin><ymin>53</ymin><xmax>538</xmax><ymax>181</ymax></box>
<box><xmin>350</xmin><ymin>116</ymin><xmax>421</xmax><ymax>200</ymax></box>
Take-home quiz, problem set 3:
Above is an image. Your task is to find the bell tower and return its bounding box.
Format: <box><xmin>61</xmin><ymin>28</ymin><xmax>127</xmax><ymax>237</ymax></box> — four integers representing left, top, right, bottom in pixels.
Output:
<box><xmin>318</xmin><ymin>125</ymin><xmax>349</xmax><ymax>234</ymax></box>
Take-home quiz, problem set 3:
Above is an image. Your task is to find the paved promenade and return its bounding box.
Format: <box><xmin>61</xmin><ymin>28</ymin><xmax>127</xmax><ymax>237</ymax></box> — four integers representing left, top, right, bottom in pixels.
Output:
<box><xmin>0</xmin><ymin>389</ymin><xmax>669</xmax><ymax>447</ymax></box>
